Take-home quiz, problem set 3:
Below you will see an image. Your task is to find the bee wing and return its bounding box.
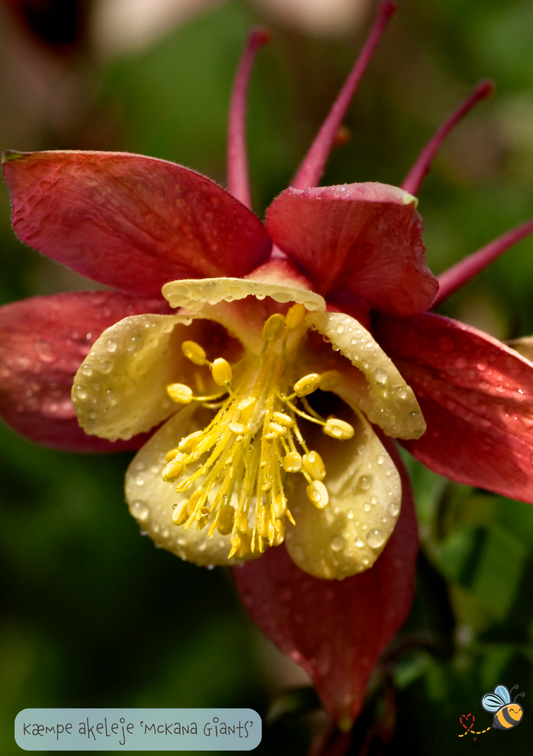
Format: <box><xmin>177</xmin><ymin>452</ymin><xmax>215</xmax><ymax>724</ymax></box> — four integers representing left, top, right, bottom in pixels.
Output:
<box><xmin>494</xmin><ymin>685</ymin><xmax>511</xmax><ymax>704</ymax></box>
<box><xmin>482</xmin><ymin>693</ymin><xmax>504</xmax><ymax>712</ymax></box>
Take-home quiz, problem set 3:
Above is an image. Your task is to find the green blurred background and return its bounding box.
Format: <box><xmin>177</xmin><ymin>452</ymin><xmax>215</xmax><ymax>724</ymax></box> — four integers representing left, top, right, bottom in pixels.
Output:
<box><xmin>1</xmin><ymin>0</ymin><xmax>533</xmax><ymax>753</ymax></box>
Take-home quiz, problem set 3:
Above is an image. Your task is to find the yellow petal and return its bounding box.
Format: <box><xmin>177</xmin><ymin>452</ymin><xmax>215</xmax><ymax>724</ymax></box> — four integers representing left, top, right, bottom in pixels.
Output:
<box><xmin>73</xmin><ymin>313</ymin><xmax>209</xmax><ymax>440</ymax></box>
<box><xmin>125</xmin><ymin>405</ymin><xmax>254</xmax><ymax>567</ymax></box>
<box><xmin>162</xmin><ymin>277</ymin><xmax>326</xmax><ymax>312</ymax></box>
<box><xmin>162</xmin><ymin>278</ymin><xmax>325</xmax><ymax>355</ymax></box>
<box><xmin>307</xmin><ymin>311</ymin><xmax>425</xmax><ymax>440</ymax></box>
<box><xmin>284</xmin><ymin>408</ymin><xmax>401</xmax><ymax>579</ymax></box>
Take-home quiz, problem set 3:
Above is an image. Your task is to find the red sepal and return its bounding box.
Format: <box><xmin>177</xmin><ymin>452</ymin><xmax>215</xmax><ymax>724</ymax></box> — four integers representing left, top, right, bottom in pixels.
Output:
<box><xmin>266</xmin><ymin>183</ymin><xmax>437</xmax><ymax>315</ymax></box>
<box><xmin>0</xmin><ymin>291</ymin><xmax>168</xmax><ymax>451</ymax></box>
<box><xmin>375</xmin><ymin>311</ymin><xmax>533</xmax><ymax>503</ymax></box>
<box><xmin>233</xmin><ymin>445</ymin><xmax>417</xmax><ymax>727</ymax></box>
<box><xmin>3</xmin><ymin>150</ymin><xmax>272</xmax><ymax>297</ymax></box>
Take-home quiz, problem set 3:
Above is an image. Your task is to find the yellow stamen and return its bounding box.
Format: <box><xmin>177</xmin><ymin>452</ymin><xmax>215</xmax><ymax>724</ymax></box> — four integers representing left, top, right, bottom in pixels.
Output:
<box><xmin>166</xmin><ymin>383</ymin><xmax>193</xmax><ymax>404</ymax></box>
<box><xmin>182</xmin><ymin>340</ymin><xmax>208</xmax><ymax>365</ymax></box>
<box><xmin>162</xmin><ymin>315</ymin><xmax>354</xmax><ymax>561</ymax></box>
<box><xmin>302</xmin><ymin>451</ymin><xmax>326</xmax><ymax>481</ymax></box>
<box><xmin>324</xmin><ymin>417</ymin><xmax>355</xmax><ymax>440</ymax></box>
<box><xmin>262</xmin><ymin>313</ymin><xmax>286</xmax><ymax>342</ymax></box>
<box><xmin>285</xmin><ymin>303</ymin><xmax>307</xmax><ymax>330</ymax></box>
<box><xmin>293</xmin><ymin>373</ymin><xmax>321</xmax><ymax>397</ymax></box>
<box><xmin>210</xmin><ymin>357</ymin><xmax>233</xmax><ymax>387</ymax></box>
<box><xmin>306</xmin><ymin>480</ymin><xmax>329</xmax><ymax>509</ymax></box>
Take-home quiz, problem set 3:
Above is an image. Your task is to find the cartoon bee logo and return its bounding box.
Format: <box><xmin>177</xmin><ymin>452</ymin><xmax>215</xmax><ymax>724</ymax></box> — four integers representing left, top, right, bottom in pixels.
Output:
<box><xmin>482</xmin><ymin>684</ymin><xmax>525</xmax><ymax>731</ymax></box>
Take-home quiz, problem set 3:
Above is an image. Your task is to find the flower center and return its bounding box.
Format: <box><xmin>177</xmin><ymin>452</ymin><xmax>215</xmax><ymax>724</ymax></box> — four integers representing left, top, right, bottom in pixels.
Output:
<box><xmin>162</xmin><ymin>304</ymin><xmax>354</xmax><ymax>560</ymax></box>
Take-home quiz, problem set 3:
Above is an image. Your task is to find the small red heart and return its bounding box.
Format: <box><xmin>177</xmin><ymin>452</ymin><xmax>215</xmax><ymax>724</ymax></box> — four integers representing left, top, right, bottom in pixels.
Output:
<box><xmin>460</xmin><ymin>713</ymin><xmax>475</xmax><ymax>732</ymax></box>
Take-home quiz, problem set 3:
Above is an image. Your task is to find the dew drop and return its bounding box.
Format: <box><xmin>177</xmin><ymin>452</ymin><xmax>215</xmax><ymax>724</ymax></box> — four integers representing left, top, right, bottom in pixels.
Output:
<box><xmin>106</xmin><ymin>339</ymin><xmax>118</xmax><ymax>353</ymax></box>
<box><xmin>80</xmin><ymin>364</ymin><xmax>93</xmax><ymax>377</ymax></box>
<box><xmin>98</xmin><ymin>359</ymin><xmax>113</xmax><ymax>374</ymax></box>
<box><xmin>377</xmin><ymin>455</ymin><xmax>385</xmax><ymax>465</ymax></box>
<box><xmin>330</xmin><ymin>536</ymin><xmax>344</xmax><ymax>552</ymax></box>
<box><xmin>367</xmin><ymin>528</ymin><xmax>386</xmax><ymax>549</ymax></box>
<box><xmin>336</xmin><ymin>325</ymin><xmax>344</xmax><ymax>335</ymax></box>
<box><xmin>439</xmin><ymin>337</ymin><xmax>454</xmax><ymax>352</ymax></box>
<box><xmin>74</xmin><ymin>385</ymin><xmax>88</xmax><ymax>400</ymax></box>
<box><xmin>389</xmin><ymin>501</ymin><xmax>400</xmax><ymax>516</ymax></box>
<box><xmin>355</xmin><ymin>537</ymin><xmax>364</xmax><ymax>548</ymax></box>
<box><xmin>358</xmin><ymin>474</ymin><xmax>372</xmax><ymax>491</ymax></box>
<box><xmin>130</xmin><ymin>500</ymin><xmax>151</xmax><ymax>522</ymax></box>
<box><xmin>135</xmin><ymin>474</ymin><xmax>145</xmax><ymax>487</ymax></box>
<box><xmin>373</xmin><ymin>368</ymin><xmax>388</xmax><ymax>385</ymax></box>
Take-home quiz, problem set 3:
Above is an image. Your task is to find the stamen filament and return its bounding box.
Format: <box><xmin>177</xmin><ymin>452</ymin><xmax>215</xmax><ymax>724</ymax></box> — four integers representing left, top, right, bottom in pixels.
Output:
<box><xmin>164</xmin><ymin>326</ymin><xmax>355</xmax><ymax>560</ymax></box>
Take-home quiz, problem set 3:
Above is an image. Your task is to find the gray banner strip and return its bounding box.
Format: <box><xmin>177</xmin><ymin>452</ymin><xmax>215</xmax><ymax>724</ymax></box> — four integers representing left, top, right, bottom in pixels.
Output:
<box><xmin>15</xmin><ymin>708</ymin><xmax>261</xmax><ymax>751</ymax></box>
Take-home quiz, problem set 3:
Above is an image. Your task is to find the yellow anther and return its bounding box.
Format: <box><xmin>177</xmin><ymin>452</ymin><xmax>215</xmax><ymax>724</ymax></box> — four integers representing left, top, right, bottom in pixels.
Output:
<box><xmin>177</xmin><ymin>430</ymin><xmax>203</xmax><ymax>453</ymax></box>
<box><xmin>238</xmin><ymin>397</ymin><xmax>256</xmax><ymax>411</ymax></box>
<box><xmin>303</xmin><ymin>451</ymin><xmax>326</xmax><ymax>481</ymax></box>
<box><xmin>306</xmin><ymin>480</ymin><xmax>329</xmax><ymax>509</ymax></box>
<box><xmin>182</xmin><ymin>340</ymin><xmax>207</xmax><ymax>365</ymax></box>
<box><xmin>229</xmin><ymin>530</ymin><xmax>251</xmax><ymax>559</ymax></box>
<box><xmin>262</xmin><ymin>313</ymin><xmax>286</xmax><ymax>342</ymax></box>
<box><xmin>217</xmin><ymin>504</ymin><xmax>235</xmax><ymax>535</ymax></box>
<box><xmin>267</xmin><ymin>422</ymin><xmax>286</xmax><ymax>437</ymax></box>
<box><xmin>273</xmin><ymin>493</ymin><xmax>287</xmax><ymax>518</ymax></box>
<box><xmin>273</xmin><ymin>519</ymin><xmax>285</xmax><ymax>545</ymax></box>
<box><xmin>323</xmin><ymin>417</ymin><xmax>355</xmax><ymax>440</ymax></box>
<box><xmin>319</xmin><ymin>370</ymin><xmax>343</xmax><ymax>391</ymax></box>
<box><xmin>165</xmin><ymin>447</ymin><xmax>181</xmax><ymax>462</ymax></box>
<box><xmin>211</xmin><ymin>357</ymin><xmax>233</xmax><ymax>387</ymax></box>
<box><xmin>162</xmin><ymin>454</ymin><xmax>186</xmax><ymax>481</ymax></box>
<box><xmin>171</xmin><ymin>499</ymin><xmax>190</xmax><ymax>526</ymax></box>
<box><xmin>196</xmin><ymin>513</ymin><xmax>209</xmax><ymax>530</ymax></box>
<box><xmin>285</xmin><ymin>303</ymin><xmax>307</xmax><ymax>330</ymax></box>
<box><xmin>230</xmin><ymin>422</ymin><xmax>246</xmax><ymax>435</ymax></box>
<box><xmin>283</xmin><ymin>452</ymin><xmax>302</xmax><ymax>473</ymax></box>
<box><xmin>235</xmin><ymin>511</ymin><xmax>249</xmax><ymax>534</ymax></box>
<box><xmin>293</xmin><ymin>373</ymin><xmax>321</xmax><ymax>397</ymax></box>
<box><xmin>272</xmin><ymin>411</ymin><xmax>294</xmax><ymax>427</ymax></box>
<box><xmin>166</xmin><ymin>383</ymin><xmax>193</xmax><ymax>404</ymax></box>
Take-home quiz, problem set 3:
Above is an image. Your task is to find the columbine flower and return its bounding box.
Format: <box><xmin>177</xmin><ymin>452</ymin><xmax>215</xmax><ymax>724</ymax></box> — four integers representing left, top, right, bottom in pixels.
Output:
<box><xmin>2</xmin><ymin>0</ymin><xmax>533</xmax><ymax>727</ymax></box>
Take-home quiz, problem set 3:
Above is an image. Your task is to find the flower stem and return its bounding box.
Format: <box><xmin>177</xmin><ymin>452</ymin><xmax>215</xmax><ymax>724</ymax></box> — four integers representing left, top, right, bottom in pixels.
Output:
<box><xmin>290</xmin><ymin>1</ymin><xmax>396</xmax><ymax>191</ymax></box>
<box><xmin>227</xmin><ymin>28</ymin><xmax>271</xmax><ymax>208</ymax></box>
<box><xmin>434</xmin><ymin>217</ymin><xmax>533</xmax><ymax>306</ymax></box>
<box><xmin>401</xmin><ymin>79</ymin><xmax>494</xmax><ymax>197</ymax></box>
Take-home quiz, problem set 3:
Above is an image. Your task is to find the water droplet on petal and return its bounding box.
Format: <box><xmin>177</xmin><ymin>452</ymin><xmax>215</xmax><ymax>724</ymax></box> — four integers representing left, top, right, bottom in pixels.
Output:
<box><xmin>129</xmin><ymin>500</ymin><xmax>150</xmax><ymax>522</ymax></box>
<box><xmin>367</xmin><ymin>529</ymin><xmax>386</xmax><ymax>549</ymax></box>
<box><xmin>358</xmin><ymin>474</ymin><xmax>372</xmax><ymax>492</ymax></box>
<box><xmin>330</xmin><ymin>536</ymin><xmax>344</xmax><ymax>552</ymax></box>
